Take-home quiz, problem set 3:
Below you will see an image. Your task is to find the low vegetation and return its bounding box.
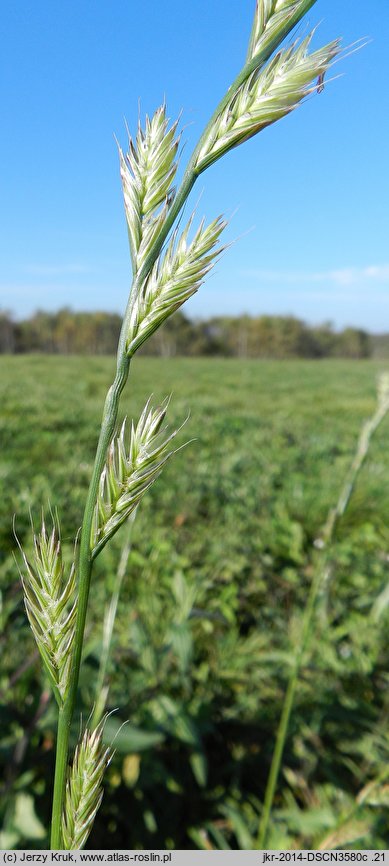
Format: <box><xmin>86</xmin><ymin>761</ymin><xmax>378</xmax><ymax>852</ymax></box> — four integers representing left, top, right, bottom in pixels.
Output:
<box><xmin>2</xmin><ymin>357</ymin><xmax>389</xmax><ymax>848</ymax></box>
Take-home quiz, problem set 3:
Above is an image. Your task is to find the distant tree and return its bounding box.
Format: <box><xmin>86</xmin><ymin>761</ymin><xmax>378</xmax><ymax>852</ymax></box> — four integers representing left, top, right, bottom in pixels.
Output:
<box><xmin>91</xmin><ymin>312</ymin><xmax>121</xmax><ymax>354</ymax></box>
<box><xmin>15</xmin><ymin>310</ymin><xmax>55</xmax><ymax>352</ymax></box>
<box><xmin>310</xmin><ymin>321</ymin><xmax>338</xmax><ymax>357</ymax></box>
<box><xmin>3</xmin><ymin>309</ymin><xmax>374</xmax><ymax>358</ymax></box>
<box><xmin>141</xmin><ymin>312</ymin><xmax>213</xmax><ymax>357</ymax></box>
<box><xmin>334</xmin><ymin>327</ymin><xmax>371</xmax><ymax>359</ymax></box>
<box><xmin>370</xmin><ymin>334</ymin><xmax>389</xmax><ymax>359</ymax></box>
<box><xmin>0</xmin><ymin>311</ymin><xmax>16</xmax><ymax>353</ymax></box>
<box><xmin>244</xmin><ymin>315</ymin><xmax>317</xmax><ymax>358</ymax></box>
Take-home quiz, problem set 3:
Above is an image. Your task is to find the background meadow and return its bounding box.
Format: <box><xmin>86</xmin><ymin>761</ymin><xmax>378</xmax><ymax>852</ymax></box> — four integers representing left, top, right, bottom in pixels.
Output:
<box><xmin>2</xmin><ymin>355</ymin><xmax>389</xmax><ymax>849</ymax></box>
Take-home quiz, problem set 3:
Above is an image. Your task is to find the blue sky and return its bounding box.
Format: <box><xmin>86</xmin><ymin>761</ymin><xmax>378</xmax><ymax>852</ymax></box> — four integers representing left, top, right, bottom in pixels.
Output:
<box><xmin>1</xmin><ymin>0</ymin><xmax>388</xmax><ymax>331</ymax></box>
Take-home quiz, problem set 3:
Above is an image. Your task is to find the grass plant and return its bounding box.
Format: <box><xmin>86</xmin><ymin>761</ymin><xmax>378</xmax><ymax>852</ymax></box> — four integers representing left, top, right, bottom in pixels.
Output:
<box><xmin>13</xmin><ymin>0</ymin><xmax>344</xmax><ymax>850</ymax></box>
<box><xmin>3</xmin><ymin>358</ymin><xmax>389</xmax><ymax>848</ymax></box>
<box><xmin>257</xmin><ymin>374</ymin><xmax>389</xmax><ymax>848</ymax></box>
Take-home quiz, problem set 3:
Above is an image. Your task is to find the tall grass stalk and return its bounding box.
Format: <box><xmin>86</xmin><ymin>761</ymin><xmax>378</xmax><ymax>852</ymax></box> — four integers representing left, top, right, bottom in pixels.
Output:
<box><xmin>16</xmin><ymin>1</ymin><xmax>342</xmax><ymax>850</ymax></box>
<box><xmin>257</xmin><ymin>374</ymin><xmax>389</xmax><ymax>849</ymax></box>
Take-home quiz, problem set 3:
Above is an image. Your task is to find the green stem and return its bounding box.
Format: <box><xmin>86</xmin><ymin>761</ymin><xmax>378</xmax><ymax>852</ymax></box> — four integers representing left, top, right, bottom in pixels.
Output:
<box><xmin>48</xmin><ymin>135</ymin><xmax>205</xmax><ymax>848</ymax></box>
<box><xmin>257</xmin><ymin>554</ymin><xmax>328</xmax><ymax>848</ymax></box>
<box><xmin>257</xmin><ymin>390</ymin><xmax>389</xmax><ymax>849</ymax></box>
<box><xmin>125</xmin><ymin>11</ymin><xmax>303</xmax><ymax>299</ymax></box>
<box><xmin>322</xmin><ymin>400</ymin><xmax>389</xmax><ymax>545</ymax></box>
<box><xmin>48</xmin><ymin>91</ymin><xmax>209</xmax><ymax>847</ymax></box>
<box><xmin>49</xmin><ymin>7</ymin><xmax>326</xmax><ymax>843</ymax></box>
<box><xmin>50</xmin><ymin>358</ymin><xmax>131</xmax><ymax>848</ymax></box>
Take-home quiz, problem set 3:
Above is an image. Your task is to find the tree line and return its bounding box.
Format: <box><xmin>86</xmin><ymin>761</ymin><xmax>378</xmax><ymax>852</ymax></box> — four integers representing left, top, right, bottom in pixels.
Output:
<box><xmin>0</xmin><ymin>308</ymin><xmax>384</xmax><ymax>358</ymax></box>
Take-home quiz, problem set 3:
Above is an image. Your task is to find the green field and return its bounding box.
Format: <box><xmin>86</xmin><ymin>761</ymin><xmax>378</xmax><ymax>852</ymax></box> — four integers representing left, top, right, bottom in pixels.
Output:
<box><xmin>2</xmin><ymin>356</ymin><xmax>389</xmax><ymax>849</ymax></box>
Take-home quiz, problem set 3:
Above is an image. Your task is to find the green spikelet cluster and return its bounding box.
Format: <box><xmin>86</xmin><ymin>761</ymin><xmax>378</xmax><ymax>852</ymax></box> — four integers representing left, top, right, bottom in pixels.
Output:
<box><xmin>18</xmin><ymin>520</ymin><xmax>76</xmax><ymax>705</ymax></box>
<box><xmin>196</xmin><ymin>34</ymin><xmax>340</xmax><ymax>172</ymax></box>
<box><xmin>119</xmin><ymin>105</ymin><xmax>180</xmax><ymax>274</ymax></box>
<box><xmin>61</xmin><ymin>724</ymin><xmax>111</xmax><ymax>850</ymax></box>
<box><xmin>91</xmin><ymin>398</ymin><xmax>184</xmax><ymax>558</ymax></box>
<box><xmin>125</xmin><ymin>215</ymin><xmax>226</xmax><ymax>357</ymax></box>
<box><xmin>246</xmin><ymin>0</ymin><xmax>317</xmax><ymax>63</ymax></box>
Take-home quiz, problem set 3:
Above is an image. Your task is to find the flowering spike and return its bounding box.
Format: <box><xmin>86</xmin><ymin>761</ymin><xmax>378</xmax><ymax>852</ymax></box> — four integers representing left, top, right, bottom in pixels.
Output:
<box><xmin>61</xmin><ymin>723</ymin><xmax>111</xmax><ymax>850</ymax></box>
<box><xmin>91</xmin><ymin>399</ymin><xmax>186</xmax><ymax>559</ymax></box>
<box><xmin>17</xmin><ymin>519</ymin><xmax>76</xmax><ymax>705</ymax></box>
<box><xmin>119</xmin><ymin>105</ymin><xmax>180</xmax><ymax>274</ymax></box>
<box><xmin>246</xmin><ymin>0</ymin><xmax>317</xmax><ymax>64</ymax></box>
<box><xmin>125</xmin><ymin>215</ymin><xmax>226</xmax><ymax>357</ymax></box>
<box><xmin>196</xmin><ymin>34</ymin><xmax>340</xmax><ymax>172</ymax></box>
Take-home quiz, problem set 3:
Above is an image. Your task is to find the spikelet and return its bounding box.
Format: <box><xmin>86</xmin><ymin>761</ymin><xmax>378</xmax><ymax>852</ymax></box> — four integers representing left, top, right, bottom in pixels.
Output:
<box><xmin>125</xmin><ymin>215</ymin><xmax>226</xmax><ymax>357</ymax></box>
<box><xmin>196</xmin><ymin>34</ymin><xmax>340</xmax><ymax>172</ymax></box>
<box><xmin>17</xmin><ymin>519</ymin><xmax>76</xmax><ymax>705</ymax></box>
<box><xmin>91</xmin><ymin>398</ymin><xmax>184</xmax><ymax>559</ymax></box>
<box><xmin>246</xmin><ymin>0</ymin><xmax>317</xmax><ymax>64</ymax></box>
<box><xmin>61</xmin><ymin>723</ymin><xmax>111</xmax><ymax>850</ymax></box>
<box><xmin>119</xmin><ymin>105</ymin><xmax>180</xmax><ymax>274</ymax></box>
